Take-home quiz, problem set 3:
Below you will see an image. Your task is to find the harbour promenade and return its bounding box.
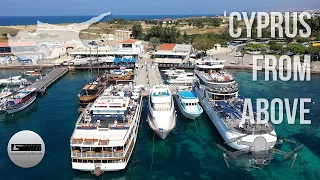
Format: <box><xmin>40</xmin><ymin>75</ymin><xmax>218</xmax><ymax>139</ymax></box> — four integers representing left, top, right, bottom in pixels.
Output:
<box><xmin>134</xmin><ymin>59</ymin><xmax>179</xmax><ymax>96</ymax></box>
<box><xmin>29</xmin><ymin>67</ymin><xmax>69</xmax><ymax>93</ymax></box>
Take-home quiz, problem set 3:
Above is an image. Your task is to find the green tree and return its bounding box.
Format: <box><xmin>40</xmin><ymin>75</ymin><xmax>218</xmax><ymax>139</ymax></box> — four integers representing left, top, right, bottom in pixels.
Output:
<box><xmin>296</xmin><ymin>38</ymin><xmax>309</xmax><ymax>43</ymax></box>
<box><xmin>132</xmin><ymin>23</ymin><xmax>142</xmax><ymax>39</ymax></box>
<box><xmin>183</xmin><ymin>31</ymin><xmax>188</xmax><ymax>43</ymax></box>
<box><xmin>149</xmin><ymin>37</ymin><xmax>160</xmax><ymax>50</ymax></box>
<box><xmin>192</xmin><ymin>36</ymin><xmax>216</xmax><ymax>55</ymax></box>
<box><xmin>287</xmin><ymin>43</ymin><xmax>307</xmax><ymax>54</ymax></box>
<box><xmin>269</xmin><ymin>41</ymin><xmax>283</xmax><ymax>52</ymax></box>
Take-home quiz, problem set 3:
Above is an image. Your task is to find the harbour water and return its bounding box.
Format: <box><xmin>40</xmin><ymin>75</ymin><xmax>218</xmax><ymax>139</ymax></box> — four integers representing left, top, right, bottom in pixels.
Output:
<box><xmin>0</xmin><ymin>69</ymin><xmax>319</xmax><ymax>180</ymax></box>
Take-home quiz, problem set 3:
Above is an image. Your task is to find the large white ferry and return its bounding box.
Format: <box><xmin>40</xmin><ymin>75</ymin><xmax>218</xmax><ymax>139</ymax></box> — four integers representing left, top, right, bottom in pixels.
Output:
<box><xmin>70</xmin><ymin>83</ymin><xmax>143</xmax><ymax>175</ymax></box>
<box><xmin>148</xmin><ymin>85</ymin><xmax>176</xmax><ymax>139</ymax></box>
<box><xmin>193</xmin><ymin>58</ymin><xmax>277</xmax><ymax>150</ymax></box>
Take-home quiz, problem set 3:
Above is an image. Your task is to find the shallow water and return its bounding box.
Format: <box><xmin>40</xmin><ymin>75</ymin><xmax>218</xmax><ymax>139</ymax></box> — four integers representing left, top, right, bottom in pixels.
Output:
<box><xmin>0</xmin><ymin>69</ymin><xmax>319</xmax><ymax>180</ymax></box>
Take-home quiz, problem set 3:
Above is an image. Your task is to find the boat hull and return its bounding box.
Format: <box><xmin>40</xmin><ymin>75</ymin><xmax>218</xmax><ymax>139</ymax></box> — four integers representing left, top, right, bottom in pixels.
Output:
<box><xmin>194</xmin><ymin>86</ymin><xmax>277</xmax><ymax>150</ymax></box>
<box><xmin>174</xmin><ymin>95</ymin><xmax>202</xmax><ymax>120</ymax></box>
<box><xmin>5</xmin><ymin>95</ymin><xmax>37</xmax><ymax>114</ymax></box>
<box><xmin>147</xmin><ymin>110</ymin><xmax>176</xmax><ymax>139</ymax></box>
<box><xmin>71</xmin><ymin>96</ymin><xmax>143</xmax><ymax>172</ymax></box>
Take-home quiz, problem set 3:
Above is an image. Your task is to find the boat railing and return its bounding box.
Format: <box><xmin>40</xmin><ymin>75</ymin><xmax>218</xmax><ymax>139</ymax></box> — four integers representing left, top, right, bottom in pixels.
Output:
<box><xmin>72</xmin><ymin>151</ymin><xmax>124</xmax><ymax>158</ymax></box>
<box><xmin>205</xmin><ymin>86</ymin><xmax>239</xmax><ymax>94</ymax></box>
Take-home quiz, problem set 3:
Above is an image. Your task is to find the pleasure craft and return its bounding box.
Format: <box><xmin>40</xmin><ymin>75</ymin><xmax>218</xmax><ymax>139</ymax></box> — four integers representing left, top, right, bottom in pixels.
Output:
<box><xmin>167</xmin><ymin>73</ymin><xmax>196</xmax><ymax>84</ymax></box>
<box><xmin>70</xmin><ymin>82</ymin><xmax>143</xmax><ymax>175</ymax></box>
<box><xmin>0</xmin><ymin>76</ymin><xmax>29</xmax><ymax>86</ymax></box>
<box><xmin>148</xmin><ymin>85</ymin><xmax>176</xmax><ymax>139</ymax></box>
<box><xmin>78</xmin><ymin>83</ymin><xmax>106</xmax><ymax>106</ymax></box>
<box><xmin>23</xmin><ymin>69</ymin><xmax>46</xmax><ymax>76</ymax></box>
<box><xmin>0</xmin><ymin>87</ymin><xmax>14</xmax><ymax>101</ymax></box>
<box><xmin>175</xmin><ymin>86</ymin><xmax>203</xmax><ymax>120</ymax></box>
<box><xmin>193</xmin><ymin>58</ymin><xmax>277</xmax><ymax>150</ymax></box>
<box><xmin>0</xmin><ymin>87</ymin><xmax>37</xmax><ymax>114</ymax></box>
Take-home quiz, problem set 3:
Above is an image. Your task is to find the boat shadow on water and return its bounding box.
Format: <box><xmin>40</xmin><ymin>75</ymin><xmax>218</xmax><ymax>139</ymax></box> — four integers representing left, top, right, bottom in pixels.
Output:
<box><xmin>0</xmin><ymin>101</ymin><xmax>38</xmax><ymax>122</ymax></box>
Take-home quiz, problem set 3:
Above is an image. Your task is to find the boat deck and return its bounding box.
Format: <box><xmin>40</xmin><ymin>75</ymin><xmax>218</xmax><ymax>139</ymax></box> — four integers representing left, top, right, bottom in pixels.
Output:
<box><xmin>177</xmin><ymin>91</ymin><xmax>197</xmax><ymax>99</ymax></box>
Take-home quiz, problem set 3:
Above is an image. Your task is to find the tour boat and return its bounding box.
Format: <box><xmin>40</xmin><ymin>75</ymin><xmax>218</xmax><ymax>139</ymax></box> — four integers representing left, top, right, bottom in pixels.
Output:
<box><xmin>70</xmin><ymin>82</ymin><xmax>143</xmax><ymax>175</ymax></box>
<box><xmin>192</xmin><ymin>58</ymin><xmax>277</xmax><ymax>150</ymax></box>
<box><xmin>23</xmin><ymin>69</ymin><xmax>46</xmax><ymax>76</ymax></box>
<box><xmin>148</xmin><ymin>85</ymin><xmax>176</xmax><ymax>139</ymax></box>
<box><xmin>0</xmin><ymin>87</ymin><xmax>37</xmax><ymax>114</ymax></box>
<box><xmin>78</xmin><ymin>83</ymin><xmax>106</xmax><ymax>106</ymax></box>
<box><xmin>175</xmin><ymin>86</ymin><xmax>203</xmax><ymax>120</ymax></box>
<box><xmin>107</xmin><ymin>68</ymin><xmax>134</xmax><ymax>82</ymax></box>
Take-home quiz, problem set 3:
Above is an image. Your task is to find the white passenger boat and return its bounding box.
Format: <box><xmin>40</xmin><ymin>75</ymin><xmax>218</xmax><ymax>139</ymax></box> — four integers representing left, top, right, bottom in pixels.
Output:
<box><xmin>0</xmin><ymin>76</ymin><xmax>28</xmax><ymax>86</ymax></box>
<box><xmin>70</xmin><ymin>82</ymin><xmax>143</xmax><ymax>175</ymax></box>
<box><xmin>0</xmin><ymin>87</ymin><xmax>37</xmax><ymax>114</ymax></box>
<box><xmin>193</xmin><ymin>58</ymin><xmax>277</xmax><ymax>150</ymax></box>
<box><xmin>167</xmin><ymin>73</ymin><xmax>195</xmax><ymax>84</ymax></box>
<box><xmin>148</xmin><ymin>85</ymin><xmax>176</xmax><ymax>139</ymax></box>
<box><xmin>174</xmin><ymin>86</ymin><xmax>203</xmax><ymax>120</ymax></box>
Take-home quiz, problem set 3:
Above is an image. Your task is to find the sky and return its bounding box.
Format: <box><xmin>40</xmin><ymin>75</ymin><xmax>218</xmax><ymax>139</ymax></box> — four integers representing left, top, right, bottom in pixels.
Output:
<box><xmin>0</xmin><ymin>0</ymin><xmax>320</xmax><ymax>16</ymax></box>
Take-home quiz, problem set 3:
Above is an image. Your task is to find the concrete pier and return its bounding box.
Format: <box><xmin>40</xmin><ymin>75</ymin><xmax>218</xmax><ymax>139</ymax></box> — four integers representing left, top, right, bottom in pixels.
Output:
<box><xmin>30</xmin><ymin>67</ymin><xmax>69</xmax><ymax>93</ymax></box>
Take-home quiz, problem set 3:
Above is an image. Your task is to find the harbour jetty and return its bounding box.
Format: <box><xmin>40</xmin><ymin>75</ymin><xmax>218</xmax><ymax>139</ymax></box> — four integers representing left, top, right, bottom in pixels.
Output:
<box><xmin>29</xmin><ymin>67</ymin><xmax>69</xmax><ymax>93</ymax></box>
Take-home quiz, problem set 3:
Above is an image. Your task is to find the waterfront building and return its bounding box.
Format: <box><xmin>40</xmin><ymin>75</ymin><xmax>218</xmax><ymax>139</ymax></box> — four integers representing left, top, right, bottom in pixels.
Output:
<box><xmin>153</xmin><ymin>43</ymin><xmax>193</xmax><ymax>66</ymax></box>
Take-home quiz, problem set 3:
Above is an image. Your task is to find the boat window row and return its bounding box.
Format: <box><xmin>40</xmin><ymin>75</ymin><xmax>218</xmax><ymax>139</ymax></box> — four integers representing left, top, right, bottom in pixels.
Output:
<box><xmin>72</xmin><ymin>159</ymin><xmax>125</xmax><ymax>163</ymax></box>
<box><xmin>185</xmin><ymin>102</ymin><xmax>197</xmax><ymax>106</ymax></box>
<box><xmin>152</xmin><ymin>102</ymin><xmax>171</xmax><ymax>111</ymax></box>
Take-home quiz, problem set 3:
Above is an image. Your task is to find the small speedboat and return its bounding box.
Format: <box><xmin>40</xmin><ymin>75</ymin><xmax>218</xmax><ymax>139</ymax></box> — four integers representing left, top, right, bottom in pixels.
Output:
<box><xmin>0</xmin><ymin>76</ymin><xmax>29</xmax><ymax>86</ymax></box>
<box><xmin>175</xmin><ymin>86</ymin><xmax>203</xmax><ymax>120</ymax></box>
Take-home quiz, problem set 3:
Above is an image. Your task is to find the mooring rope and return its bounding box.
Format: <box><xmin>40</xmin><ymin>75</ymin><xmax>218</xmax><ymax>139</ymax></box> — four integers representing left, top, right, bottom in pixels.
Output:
<box><xmin>151</xmin><ymin>132</ymin><xmax>155</xmax><ymax>170</ymax></box>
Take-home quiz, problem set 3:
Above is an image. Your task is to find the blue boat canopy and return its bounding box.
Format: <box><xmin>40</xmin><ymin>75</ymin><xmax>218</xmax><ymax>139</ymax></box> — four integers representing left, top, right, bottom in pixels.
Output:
<box><xmin>113</xmin><ymin>58</ymin><xmax>121</xmax><ymax>64</ymax></box>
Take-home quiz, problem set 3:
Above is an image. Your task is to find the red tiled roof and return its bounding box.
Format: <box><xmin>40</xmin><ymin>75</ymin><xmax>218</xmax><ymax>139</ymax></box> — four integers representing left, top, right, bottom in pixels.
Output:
<box><xmin>121</xmin><ymin>39</ymin><xmax>138</xmax><ymax>44</ymax></box>
<box><xmin>0</xmin><ymin>41</ymin><xmax>37</xmax><ymax>47</ymax></box>
<box><xmin>158</xmin><ymin>43</ymin><xmax>176</xmax><ymax>51</ymax></box>
<box><xmin>163</xmin><ymin>18</ymin><xmax>172</xmax><ymax>22</ymax></box>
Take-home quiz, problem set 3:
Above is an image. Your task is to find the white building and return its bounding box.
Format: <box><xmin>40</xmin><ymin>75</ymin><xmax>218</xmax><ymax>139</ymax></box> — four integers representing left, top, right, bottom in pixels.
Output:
<box><xmin>69</xmin><ymin>39</ymin><xmax>144</xmax><ymax>64</ymax></box>
<box><xmin>153</xmin><ymin>43</ymin><xmax>193</xmax><ymax>64</ymax></box>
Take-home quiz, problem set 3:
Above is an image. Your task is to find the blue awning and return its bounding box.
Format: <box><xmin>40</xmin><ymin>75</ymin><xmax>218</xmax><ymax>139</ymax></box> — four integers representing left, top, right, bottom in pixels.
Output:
<box><xmin>114</xmin><ymin>58</ymin><xmax>121</xmax><ymax>64</ymax></box>
<box><xmin>131</xmin><ymin>58</ymin><xmax>136</xmax><ymax>63</ymax></box>
<box><xmin>122</xmin><ymin>58</ymin><xmax>130</xmax><ymax>63</ymax></box>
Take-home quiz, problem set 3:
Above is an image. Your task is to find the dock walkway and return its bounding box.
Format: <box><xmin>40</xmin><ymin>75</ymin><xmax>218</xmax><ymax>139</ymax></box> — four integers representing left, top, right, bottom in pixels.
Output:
<box><xmin>134</xmin><ymin>62</ymin><xmax>180</xmax><ymax>96</ymax></box>
<box><xmin>30</xmin><ymin>67</ymin><xmax>69</xmax><ymax>93</ymax></box>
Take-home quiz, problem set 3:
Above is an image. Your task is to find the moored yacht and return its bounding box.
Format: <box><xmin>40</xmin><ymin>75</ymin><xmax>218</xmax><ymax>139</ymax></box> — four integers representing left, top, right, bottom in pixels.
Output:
<box><xmin>0</xmin><ymin>87</ymin><xmax>14</xmax><ymax>101</ymax></box>
<box><xmin>167</xmin><ymin>73</ymin><xmax>195</xmax><ymax>84</ymax></box>
<box><xmin>0</xmin><ymin>87</ymin><xmax>37</xmax><ymax>114</ymax></box>
<box><xmin>175</xmin><ymin>86</ymin><xmax>203</xmax><ymax>120</ymax></box>
<box><xmin>23</xmin><ymin>68</ymin><xmax>46</xmax><ymax>76</ymax></box>
<box><xmin>78</xmin><ymin>83</ymin><xmax>106</xmax><ymax>106</ymax></box>
<box><xmin>193</xmin><ymin>58</ymin><xmax>277</xmax><ymax>150</ymax></box>
<box><xmin>70</xmin><ymin>83</ymin><xmax>143</xmax><ymax>175</ymax></box>
<box><xmin>0</xmin><ymin>76</ymin><xmax>29</xmax><ymax>86</ymax></box>
<box><xmin>148</xmin><ymin>85</ymin><xmax>176</xmax><ymax>139</ymax></box>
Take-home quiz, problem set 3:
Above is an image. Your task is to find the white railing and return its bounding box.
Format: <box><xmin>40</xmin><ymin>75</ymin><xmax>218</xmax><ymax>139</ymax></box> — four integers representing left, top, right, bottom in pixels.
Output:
<box><xmin>72</xmin><ymin>151</ymin><xmax>124</xmax><ymax>158</ymax></box>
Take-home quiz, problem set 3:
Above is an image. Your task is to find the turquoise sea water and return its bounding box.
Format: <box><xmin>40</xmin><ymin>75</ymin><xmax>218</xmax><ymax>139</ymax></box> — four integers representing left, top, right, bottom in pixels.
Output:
<box><xmin>0</xmin><ymin>69</ymin><xmax>319</xmax><ymax>180</ymax></box>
